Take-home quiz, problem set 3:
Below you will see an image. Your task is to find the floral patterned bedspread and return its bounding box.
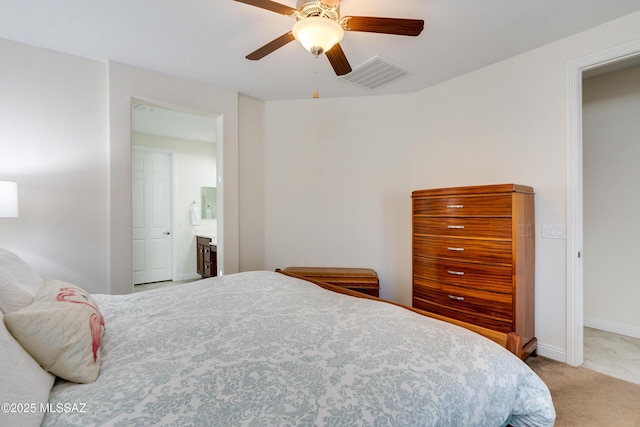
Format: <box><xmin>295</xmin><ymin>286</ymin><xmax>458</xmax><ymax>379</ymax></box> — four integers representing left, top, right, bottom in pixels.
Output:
<box><xmin>44</xmin><ymin>271</ymin><xmax>555</xmax><ymax>426</ymax></box>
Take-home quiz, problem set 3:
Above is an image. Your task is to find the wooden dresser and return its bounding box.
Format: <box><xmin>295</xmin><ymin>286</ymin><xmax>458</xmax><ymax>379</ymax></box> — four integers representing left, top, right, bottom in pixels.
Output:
<box><xmin>412</xmin><ymin>184</ymin><xmax>536</xmax><ymax>358</ymax></box>
<box><xmin>196</xmin><ymin>236</ymin><xmax>217</xmax><ymax>278</ymax></box>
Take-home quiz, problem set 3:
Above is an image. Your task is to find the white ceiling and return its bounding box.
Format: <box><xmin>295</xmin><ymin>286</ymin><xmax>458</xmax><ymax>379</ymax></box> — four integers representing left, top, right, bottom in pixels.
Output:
<box><xmin>2</xmin><ymin>0</ymin><xmax>640</xmax><ymax>101</ymax></box>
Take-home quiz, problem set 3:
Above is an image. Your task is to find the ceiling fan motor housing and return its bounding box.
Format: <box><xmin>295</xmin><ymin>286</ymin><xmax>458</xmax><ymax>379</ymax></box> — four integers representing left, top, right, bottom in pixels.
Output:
<box><xmin>296</xmin><ymin>1</ymin><xmax>340</xmax><ymax>21</ymax></box>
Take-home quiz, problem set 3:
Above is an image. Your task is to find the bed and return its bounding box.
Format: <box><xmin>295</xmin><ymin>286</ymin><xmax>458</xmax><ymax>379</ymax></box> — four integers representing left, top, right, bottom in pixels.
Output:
<box><xmin>0</xmin><ymin>249</ymin><xmax>555</xmax><ymax>426</ymax></box>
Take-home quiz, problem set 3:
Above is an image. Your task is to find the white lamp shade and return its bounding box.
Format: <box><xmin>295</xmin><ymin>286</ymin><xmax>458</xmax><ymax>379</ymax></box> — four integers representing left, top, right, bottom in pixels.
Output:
<box><xmin>0</xmin><ymin>181</ymin><xmax>19</xmax><ymax>217</ymax></box>
<box><xmin>292</xmin><ymin>17</ymin><xmax>344</xmax><ymax>55</ymax></box>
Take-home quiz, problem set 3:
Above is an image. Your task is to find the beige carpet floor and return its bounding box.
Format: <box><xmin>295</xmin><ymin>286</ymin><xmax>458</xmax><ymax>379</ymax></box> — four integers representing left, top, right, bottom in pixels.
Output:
<box><xmin>527</xmin><ymin>356</ymin><xmax>640</xmax><ymax>426</ymax></box>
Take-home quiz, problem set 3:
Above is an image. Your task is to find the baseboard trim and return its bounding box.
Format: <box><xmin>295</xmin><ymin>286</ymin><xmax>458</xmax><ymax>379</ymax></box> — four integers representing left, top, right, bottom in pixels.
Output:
<box><xmin>536</xmin><ymin>342</ymin><xmax>567</xmax><ymax>363</ymax></box>
<box><xmin>176</xmin><ymin>273</ymin><xmax>202</xmax><ymax>282</ymax></box>
<box><xmin>584</xmin><ymin>316</ymin><xmax>640</xmax><ymax>340</ymax></box>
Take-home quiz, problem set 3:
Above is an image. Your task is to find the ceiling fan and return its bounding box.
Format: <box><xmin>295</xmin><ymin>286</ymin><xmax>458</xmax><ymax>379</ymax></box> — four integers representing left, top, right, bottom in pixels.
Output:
<box><xmin>233</xmin><ymin>0</ymin><xmax>424</xmax><ymax>76</ymax></box>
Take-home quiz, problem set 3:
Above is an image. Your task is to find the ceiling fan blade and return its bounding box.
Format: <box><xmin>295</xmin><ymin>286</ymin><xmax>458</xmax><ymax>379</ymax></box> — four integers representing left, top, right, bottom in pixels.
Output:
<box><xmin>325</xmin><ymin>43</ymin><xmax>352</xmax><ymax>76</ymax></box>
<box><xmin>233</xmin><ymin>0</ymin><xmax>297</xmax><ymax>16</ymax></box>
<box><xmin>343</xmin><ymin>16</ymin><xmax>424</xmax><ymax>36</ymax></box>
<box><xmin>246</xmin><ymin>32</ymin><xmax>296</xmax><ymax>60</ymax></box>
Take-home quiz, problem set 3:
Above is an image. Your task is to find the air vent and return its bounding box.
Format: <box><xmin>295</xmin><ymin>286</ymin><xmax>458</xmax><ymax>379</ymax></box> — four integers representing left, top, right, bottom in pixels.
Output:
<box><xmin>339</xmin><ymin>56</ymin><xmax>411</xmax><ymax>90</ymax></box>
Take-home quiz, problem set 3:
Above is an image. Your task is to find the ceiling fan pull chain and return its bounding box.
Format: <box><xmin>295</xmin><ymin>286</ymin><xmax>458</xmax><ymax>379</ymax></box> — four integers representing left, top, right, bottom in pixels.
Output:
<box><xmin>312</xmin><ymin>58</ymin><xmax>320</xmax><ymax>99</ymax></box>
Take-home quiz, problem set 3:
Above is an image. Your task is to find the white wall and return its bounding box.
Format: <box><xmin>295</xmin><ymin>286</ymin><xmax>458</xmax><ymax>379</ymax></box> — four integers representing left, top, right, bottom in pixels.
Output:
<box><xmin>133</xmin><ymin>134</ymin><xmax>217</xmax><ymax>280</ymax></box>
<box><xmin>583</xmin><ymin>64</ymin><xmax>640</xmax><ymax>337</ymax></box>
<box><xmin>0</xmin><ymin>39</ymin><xmax>109</xmax><ymax>293</ymax></box>
<box><xmin>238</xmin><ymin>95</ymin><xmax>266</xmax><ymax>271</ymax></box>
<box><xmin>263</xmin><ymin>95</ymin><xmax>414</xmax><ymax>303</ymax></box>
<box><xmin>262</xmin><ymin>11</ymin><xmax>640</xmax><ymax>361</ymax></box>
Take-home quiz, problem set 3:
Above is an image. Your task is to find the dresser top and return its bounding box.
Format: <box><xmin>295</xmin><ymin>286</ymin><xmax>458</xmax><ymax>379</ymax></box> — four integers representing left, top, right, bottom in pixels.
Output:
<box><xmin>412</xmin><ymin>184</ymin><xmax>533</xmax><ymax>198</ymax></box>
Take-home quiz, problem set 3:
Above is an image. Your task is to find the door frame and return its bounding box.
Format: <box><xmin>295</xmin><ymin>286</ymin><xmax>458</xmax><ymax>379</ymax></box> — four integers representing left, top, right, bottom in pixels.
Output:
<box><xmin>565</xmin><ymin>38</ymin><xmax>640</xmax><ymax>366</ymax></box>
<box><xmin>132</xmin><ymin>144</ymin><xmax>177</xmax><ymax>282</ymax></box>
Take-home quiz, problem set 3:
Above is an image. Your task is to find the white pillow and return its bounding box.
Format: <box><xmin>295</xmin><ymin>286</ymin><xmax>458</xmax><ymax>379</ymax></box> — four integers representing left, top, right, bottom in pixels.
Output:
<box><xmin>0</xmin><ymin>313</ymin><xmax>55</xmax><ymax>427</ymax></box>
<box><xmin>0</xmin><ymin>248</ymin><xmax>44</xmax><ymax>313</ymax></box>
<box><xmin>4</xmin><ymin>278</ymin><xmax>105</xmax><ymax>383</ymax></box>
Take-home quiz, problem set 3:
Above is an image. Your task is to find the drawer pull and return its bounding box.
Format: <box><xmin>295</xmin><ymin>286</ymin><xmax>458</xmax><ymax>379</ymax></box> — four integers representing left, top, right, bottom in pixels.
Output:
<box><xmin>447</xmin><ymin>225</ymin><xmax>465</xmax><ymax>229</ymax></box>
<box><xmin>448</xmin><ymin>294</ymin><xmax>465</xmax><ymax>301</ymax></box>
<box><xmin>447</xmin><ymin>247</ymin><xmax>465</xmax><ymax>252</ymax></box>
<box><xmin>447</xmin><ymin>270</ymin><xmax>465</xmax><ymax>276</ymax></box>
<box><xmin>446</xmin><ymin>204</ymin><xmax>464</xmax><ymax>209</ymax></box>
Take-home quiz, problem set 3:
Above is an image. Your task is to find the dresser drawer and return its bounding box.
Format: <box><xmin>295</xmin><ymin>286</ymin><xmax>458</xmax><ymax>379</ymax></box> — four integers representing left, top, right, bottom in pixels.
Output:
<box><xmin>413</xmin><ymin>195</ymin><xmax>512</xmax><ymax>216</ymax></box>
<box><xmin>413</xmin><ymin>279</ymin><xmax>513</xmax><ymax>332</ymax></box>
<box><xmin>413</xmin><ymin>296</ymin><xmax>513</xmax><ymax>333</ymax></box>
<box><xmin>413</xmin><ymin>216</ymin><xmax>512</xmax><ymax>239</ymax></box>
<box><xmin>197</xmin><ymin>236</ymin><xmax>211</xmax><ymax>246</ymax></box>
<box><xmin>414</xmin><ymin>279</ymin><xmax>513</xmax><ymax>318</ymax></box>
<box><xmin>413</xmin><ymin>235</ymin><xmax>512</xmax><ymax>265</ymax></box>
<box><xmin>413</xmin><ymin>257</ymin><xmax>512</xmax><ymax>293</ymax></box>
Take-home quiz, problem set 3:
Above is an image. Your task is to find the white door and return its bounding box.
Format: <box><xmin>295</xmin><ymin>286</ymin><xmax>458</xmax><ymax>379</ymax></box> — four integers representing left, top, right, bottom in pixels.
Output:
<box><xmin>132</xmin><ymin>148</ymin><xmax>173</xmax><ymax>284</ymax></box>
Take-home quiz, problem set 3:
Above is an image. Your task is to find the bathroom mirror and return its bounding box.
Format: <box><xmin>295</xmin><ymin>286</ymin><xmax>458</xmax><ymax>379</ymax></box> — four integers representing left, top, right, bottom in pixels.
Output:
<box><xmin>201</xmin><ymin>186</ymin><xmax>216</xmax><ymax>219</ymax></box>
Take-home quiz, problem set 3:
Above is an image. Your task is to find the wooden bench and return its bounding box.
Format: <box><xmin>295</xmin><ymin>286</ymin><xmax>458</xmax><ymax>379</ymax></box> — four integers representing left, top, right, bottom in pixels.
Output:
<box><xmin>278</xmin><ymin>267</ymin><xmax>380</xmax><ymax>297</ymax></box>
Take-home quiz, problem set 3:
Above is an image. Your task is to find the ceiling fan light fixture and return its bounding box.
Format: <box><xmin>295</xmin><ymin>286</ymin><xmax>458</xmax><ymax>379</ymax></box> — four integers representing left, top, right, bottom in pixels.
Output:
<box><xmin>292</xmin><ymin>16</ymin><xmax>344</xmax><ymax>56</ymax></box>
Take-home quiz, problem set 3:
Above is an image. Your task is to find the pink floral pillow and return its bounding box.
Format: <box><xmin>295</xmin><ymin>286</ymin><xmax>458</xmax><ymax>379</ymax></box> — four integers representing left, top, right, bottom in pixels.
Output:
<box><xmin>3</xmin><ymin>278</ymin><xmax>105</xmax><ymax>383</ymax></box>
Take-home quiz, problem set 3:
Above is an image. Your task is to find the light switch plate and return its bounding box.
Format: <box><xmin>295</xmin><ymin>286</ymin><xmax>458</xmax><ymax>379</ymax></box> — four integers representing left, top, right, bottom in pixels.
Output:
<box><xmin>542</xmin><ymin>224</ymin><xmax>566</xmax><ymax>239</ymax></box>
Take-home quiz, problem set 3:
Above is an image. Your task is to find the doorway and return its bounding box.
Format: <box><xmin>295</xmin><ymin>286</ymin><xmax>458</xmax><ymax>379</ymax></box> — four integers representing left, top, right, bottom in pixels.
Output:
<box><xmin>566</xmin><ymin>40</ymin><xmax>640</xmax><ymax>366</ymax></box>
<box><xmin>581</xmin><ymin>61</ymin><xmax>640</xmax><ymax>383</ymax></box>
<box><xmin>131</xmin><ymin>99</ymin><xmax>219</xmax><ymax>285</ymax></box>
